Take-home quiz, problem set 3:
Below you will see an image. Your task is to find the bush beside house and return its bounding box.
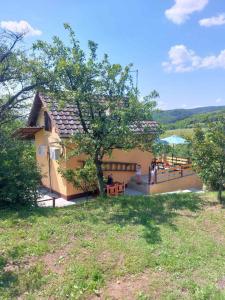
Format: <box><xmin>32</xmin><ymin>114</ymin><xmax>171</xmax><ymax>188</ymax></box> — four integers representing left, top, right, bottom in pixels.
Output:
<box><xmin>0</xmin><ymin>132</ymin><xmax>41</xmax><ymax>207</ymax></box>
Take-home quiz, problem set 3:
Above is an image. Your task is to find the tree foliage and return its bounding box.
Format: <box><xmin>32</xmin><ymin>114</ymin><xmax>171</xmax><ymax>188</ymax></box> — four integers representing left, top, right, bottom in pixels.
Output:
<box><xmin>165</xmin><ymin>110</ymin><xmax>225</xmax><ymax>130</ymax></box>
<box><xmin>192</xmin><ymin>118</ymin><xmax>225</xmax><ymax>203</ymax></box>
<box><xmin>60</xmin><ymin>159</ymin><xmax>98</xmax><ymax>195</ymax></box>
<box><xmin>151</xmin><ymin>142</ymin><xmax>172</xmax><ymax>158</ymax></box>
<box><xmin>0</xmin><ymin>29</ymin><xmax>46</xmax><ymax>126</ymax></box>
<box><xmin>34</xmin><ymin>24</ymin><xmax>159</xmax><ymax>195</ymax></box>
<box><xmin>0</xmin><ymin>131</ymin><xmax>41</xmax><ymax>207</ymax></box>
<box><xmin>153</xmin><ymin>106</ymin><xmax>225</xmax><ymax>127</ymax></box>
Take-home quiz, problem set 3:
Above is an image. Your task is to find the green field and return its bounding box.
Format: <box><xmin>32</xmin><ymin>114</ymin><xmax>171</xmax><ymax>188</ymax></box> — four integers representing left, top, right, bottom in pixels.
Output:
<box><xmin>161</xmin><ymin>128</ymin><xmax>194</xmax><ymax>139</ymax></box>
<box><xmin>1</xmin><ymin>193</ymin><xmax>225</xmax><ymax>299</ymax></box>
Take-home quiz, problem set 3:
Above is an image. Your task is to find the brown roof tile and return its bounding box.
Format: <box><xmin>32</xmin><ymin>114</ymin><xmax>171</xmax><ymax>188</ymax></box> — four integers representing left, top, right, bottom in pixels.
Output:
<box><xmin>28</xmin><ymin>93</ymin><xmax>159</xmax><ymax>138</ymax></box>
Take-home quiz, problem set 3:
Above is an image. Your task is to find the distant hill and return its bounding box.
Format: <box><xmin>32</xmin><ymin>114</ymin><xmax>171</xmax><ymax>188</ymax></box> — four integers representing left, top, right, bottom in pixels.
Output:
<box><xmin>169</xmin><ymin>109</ymin><xmax>225</xmax><ymax>129</ymax></box>
<box><xmin>153</xmin><ymin>106</ymin><xmax>225</xmax><ymax>124</ymax></box>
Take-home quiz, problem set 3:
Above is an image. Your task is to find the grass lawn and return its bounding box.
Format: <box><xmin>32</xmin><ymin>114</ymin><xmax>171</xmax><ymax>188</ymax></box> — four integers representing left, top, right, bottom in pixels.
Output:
<box><xmin>0</xmin><ymin>193</ymin><xmax>225</xmax><ymax>299</ymax></box>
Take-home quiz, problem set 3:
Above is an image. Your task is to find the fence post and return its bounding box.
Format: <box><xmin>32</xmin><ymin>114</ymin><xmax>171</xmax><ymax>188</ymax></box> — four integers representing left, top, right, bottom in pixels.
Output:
<box><xmin>181</xmin><ymin>166</ymin><xmax>183</xmax><ymax>177</ymax></box>
<box><xmin>155</xmin><ymin>169</ymin><xmax>157</xmax><ymax>184</ymax></box>
<box><xmin>52</xmin><ymin>196</ymin><xmax>55</xmax><ymax>208</ymax></box>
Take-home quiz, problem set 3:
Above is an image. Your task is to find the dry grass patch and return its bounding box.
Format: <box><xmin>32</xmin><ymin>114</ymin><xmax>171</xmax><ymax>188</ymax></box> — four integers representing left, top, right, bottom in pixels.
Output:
<box><xmin>90</xmin><ymin>269</ymin><xmax>173</xmax><ymax>300</ymax></box>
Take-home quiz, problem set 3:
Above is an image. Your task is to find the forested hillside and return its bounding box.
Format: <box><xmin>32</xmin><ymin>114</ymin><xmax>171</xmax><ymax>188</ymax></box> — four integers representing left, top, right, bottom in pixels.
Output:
<box><xmin>167</xmin><ymin>109</ymin><xmax>225</xmax><ymax>129</ymax></box>
<box><xmin>153</xmin><ymin>105</ymin><xmax>225</xmax><ymax>124</ymax></box>
<box><xmin>154</xmin><ymin>106</ymin><xmax>225</xmax><ymax>129</ymax></box>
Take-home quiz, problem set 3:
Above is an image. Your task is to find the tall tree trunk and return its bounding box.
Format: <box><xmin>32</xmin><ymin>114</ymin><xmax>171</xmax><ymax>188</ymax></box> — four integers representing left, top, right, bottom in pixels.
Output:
<box><xmin>218</xmin><ymin>184</ymin><xmax>222</xmax><ymax>203</ymax></box>
<box><xmin>94</xmin><ymin>156</ymin><xmax>105</xmax><ymax>197</ymax></box>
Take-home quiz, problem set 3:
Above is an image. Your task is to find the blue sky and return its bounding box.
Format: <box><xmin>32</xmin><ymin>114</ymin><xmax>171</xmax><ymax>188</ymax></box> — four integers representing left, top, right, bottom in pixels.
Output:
<box><xmin>1</xmin><ymin>0</ymin><xmax>225</xmax><ymax>109</ymax></box>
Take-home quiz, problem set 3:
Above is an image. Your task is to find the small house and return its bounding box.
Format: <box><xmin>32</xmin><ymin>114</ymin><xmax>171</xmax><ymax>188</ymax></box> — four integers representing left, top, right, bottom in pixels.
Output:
<box><xmin>16</xmin><ymin>93</ymin><xmax>158</xmax><ymax>199</ymax></box>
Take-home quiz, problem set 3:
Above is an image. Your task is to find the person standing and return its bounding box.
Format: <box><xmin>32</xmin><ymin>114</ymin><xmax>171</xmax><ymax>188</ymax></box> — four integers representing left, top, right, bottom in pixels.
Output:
<box><xmin>136</xmin><ymin>164</ymin><xmax>142</xmax><ymax>184</ymax></box>
<box><xmin>151</xmin><ymin>159</ymin><xmax>157</xmax><ymax>184</ymax></box>
<box><xmin>151</xmin><ymin>158</ymin><xmax>157</xmax><ymax>170</ymax></box>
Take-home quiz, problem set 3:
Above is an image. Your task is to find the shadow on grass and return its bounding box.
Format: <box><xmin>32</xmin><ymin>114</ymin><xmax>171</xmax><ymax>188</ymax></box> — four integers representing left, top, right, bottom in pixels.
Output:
<box><xmin>0</xmin><ymin>255</ymin><xmax>19</xmax><ymax>298</ymax></box>
<box><xmin>201</xmin><ymin>192</ymin><xmax>225</xmax><ymax>208</ymax></box>
<box><xmin>0</xmin><ymin>270</ymin><xmax>18</xmax><ymax>289</ymax></box>
<box><xmin>102</xmin><ymin>193</ymin><xmax>203</xmax><ymax>244</ymax></box>
<box><xmin>0</xmin><ymin>205</ymin><xmax>59</xmax><ymax>222</ymax></box>
<box><xmin>0</xmin><ymin>193</ymin><xmax>203</xmax><ymax>246</ymax></box>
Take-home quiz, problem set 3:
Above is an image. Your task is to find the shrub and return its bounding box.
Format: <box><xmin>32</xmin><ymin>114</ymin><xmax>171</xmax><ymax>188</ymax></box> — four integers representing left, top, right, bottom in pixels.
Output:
<box><xmin>59</xmin><ymin>159</ymin><xmax>98</xmax><ymax>194</ymax></box>
<box><xmin>192</xmin><ymin>120</ymin><xmax>225</xmax><ymax>203</ymax></box>
<box><xmin>0</xmin><ymin>132</ymin><xmax>41</xmax><ymax>207</ymax></box>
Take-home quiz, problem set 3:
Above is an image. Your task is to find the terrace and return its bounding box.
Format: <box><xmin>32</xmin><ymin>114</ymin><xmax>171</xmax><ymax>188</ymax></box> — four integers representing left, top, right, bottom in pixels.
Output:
<box><xmin>127</xmin><ymin>156</ymin><xmax>202</xmax><ymax>195</ymax></box>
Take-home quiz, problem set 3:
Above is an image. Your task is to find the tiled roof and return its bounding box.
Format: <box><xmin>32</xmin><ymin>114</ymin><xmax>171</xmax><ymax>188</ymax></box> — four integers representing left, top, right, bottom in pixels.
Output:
<box><xmin>41</xmin><ymin>94</ymin><xmax>84</xmax><ymax>137</ymax></box>
<box><xmin>130</xmin><ymin>120</ymin><xmax>159</xmax><ymax>134</ymax></box>
<box><xmin>29</xmin><ymin>93</ymin><xmax>159</xmax><ymax>138</ymax></box>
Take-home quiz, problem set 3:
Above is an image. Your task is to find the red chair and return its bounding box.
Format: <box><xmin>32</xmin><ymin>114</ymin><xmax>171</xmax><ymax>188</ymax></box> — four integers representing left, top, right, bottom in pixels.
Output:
<box><xmin>107</xmin><ymin>184</ymin><xmax>118</xmax><ymax>196</ymax></box>
<box><xmin>117</xmin><ymin>182</ymin><xmax>125</xmax><ymax>194</ymax></box>
<box><xmin>106</xmin><ymin>182</ymin><xmax>125</xmax><ymax>196</ymax></box>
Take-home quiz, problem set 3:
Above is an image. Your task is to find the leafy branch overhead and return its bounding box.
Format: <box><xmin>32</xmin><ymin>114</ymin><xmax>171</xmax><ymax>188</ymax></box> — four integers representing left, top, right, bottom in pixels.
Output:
<box><xmin>0</xmin><ymin>29</ymin><xmax>47</xmax><ymax>125</ymax></box>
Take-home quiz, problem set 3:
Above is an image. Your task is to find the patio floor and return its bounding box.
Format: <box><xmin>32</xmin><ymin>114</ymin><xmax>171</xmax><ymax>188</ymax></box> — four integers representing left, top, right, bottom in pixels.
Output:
<box><xmin>37</xmin><ymin>187</ymin><xmax>202</xmax><ymax>208</ymax></box>
<box><xmin>37</xmin><ymin>187</ymin><xmax>144</xmax><ymax>208</ymax></box>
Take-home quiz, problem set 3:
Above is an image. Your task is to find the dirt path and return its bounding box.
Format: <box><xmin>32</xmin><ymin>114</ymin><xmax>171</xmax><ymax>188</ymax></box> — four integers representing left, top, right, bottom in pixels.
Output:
<box><xmin>90</xmin><ymin>270</ymin><xmax>170</xmax><ymax>300</ymax></box>
<box><xmin>3</xmin><ymin>237</ymin><xmax>77</xmax><ymax>276</ymax></box>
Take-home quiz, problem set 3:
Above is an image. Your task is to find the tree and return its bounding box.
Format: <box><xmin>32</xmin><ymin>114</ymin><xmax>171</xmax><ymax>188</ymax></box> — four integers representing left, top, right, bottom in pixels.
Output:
<box><xmin>0</xmin><ymin>29</ymin><xmax>46</xmax><ymax>126</ymax></box>
<box><xmin>151</xmin><ymin>141</ymin><xmax>172</xmax><ymax>159</ymax></box>
<box><xmin>34</xmin><ymin>24</ymin><xmax>159</xmax><ymax>196</ymax></box>
<box><xmin>0</xmin><ymin>130</ymin><xmax>41</xmax><ymax>207</ymax></box>
<box><xmin>192</xmin><ymin>119</ymin><xmax>225</xmax><ymax>203</ymax></box>
<box><xmin>0</xmin><ymin>29</ymin><xmax>47</xmax><ymax>206</ymax></box>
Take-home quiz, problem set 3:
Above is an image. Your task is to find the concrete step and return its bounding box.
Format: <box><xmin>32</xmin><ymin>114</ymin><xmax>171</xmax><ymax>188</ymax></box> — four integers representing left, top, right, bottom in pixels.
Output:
<box><xmin>125</xmin><ymin>188</ymin><xmax>145</xmax><ymax>196</ymax></box>
<box><xmin>127</xmin><ymin>180</ymin><xmax>149</xmax><ymax>194</ymax></box>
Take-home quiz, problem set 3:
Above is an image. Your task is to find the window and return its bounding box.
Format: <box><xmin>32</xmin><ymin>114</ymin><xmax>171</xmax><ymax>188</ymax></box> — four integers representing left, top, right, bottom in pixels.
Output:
<box><xmin>44</xmin><ymin>112</ymin><xmax>52</xmax><ymax>132</ymax></box>
<box><xmin>49</xmin><ymin>147</ymin><xmax>61</xmax><ymax>160</ymax></box>
<box><xmin>37</xmin><ymin>145</ymin><xmax>46</xmax><ymax>156</ymax></box>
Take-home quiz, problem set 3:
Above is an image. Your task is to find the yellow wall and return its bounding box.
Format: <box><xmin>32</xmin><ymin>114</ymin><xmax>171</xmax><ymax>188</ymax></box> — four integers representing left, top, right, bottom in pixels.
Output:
<box><xmin>103</xmin><ymin>149</ymin><xmax>152</xmax><ymax>189</ymax></box>
<box><xmin>149</xmin><ymin>174</ymin><xmax>203</xmax><ymax>194</ymax></box>
<box><xmin>35</xmin><ymin>108</ymin><xmax>68</xmax><ymax>196</ymax></box>
<box><xmin>35</xmin><ymin>106</ymin><xmax>154</xmax><ymax>198</ymax></box>
<box><xmin>66</xmin><ymin>148</ymin><xmax>153</xmax><ymax>196</ymax></box>
<box><xmin>65</xmin><ymin>151</ymin><xmax>87</xmax><ymax>196</ymax></box>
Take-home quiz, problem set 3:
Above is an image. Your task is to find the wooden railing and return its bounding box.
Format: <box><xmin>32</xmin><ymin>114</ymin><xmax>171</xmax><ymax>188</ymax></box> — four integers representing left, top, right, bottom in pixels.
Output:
<box><xmin>166</xmin><ymin>156</ymin><xmax>191</xmax><ymax>165</ymax></box>
<box><xmin>149</xmin><ymin>164</ymin><xmax>194</xmax><ymax>184</ymax></box>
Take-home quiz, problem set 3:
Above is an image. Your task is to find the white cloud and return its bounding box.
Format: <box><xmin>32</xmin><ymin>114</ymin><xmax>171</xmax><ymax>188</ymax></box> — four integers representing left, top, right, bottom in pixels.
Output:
<box><xmin>199</xmin><ymin>14</ymin><xmax>225</xmax><ymax>27</ymax></box>
<box><xmin>165</xmin><ymin>0</ymin><xmax>209</xmax><ymax>24</ymax></box>
<box><xmin>162</xmin><ymin>44</ymin><xmax>225</xmax><ymax>73</ymax></box>
<box><xmin>0</xmin><ymin>20</ymin><xmax>42</xmax><ymax>36</ymax></box>
<box><xmin>215</xmin><ymin>98</ymin><xmax>223</xmax><ymax>103</ymax></box>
